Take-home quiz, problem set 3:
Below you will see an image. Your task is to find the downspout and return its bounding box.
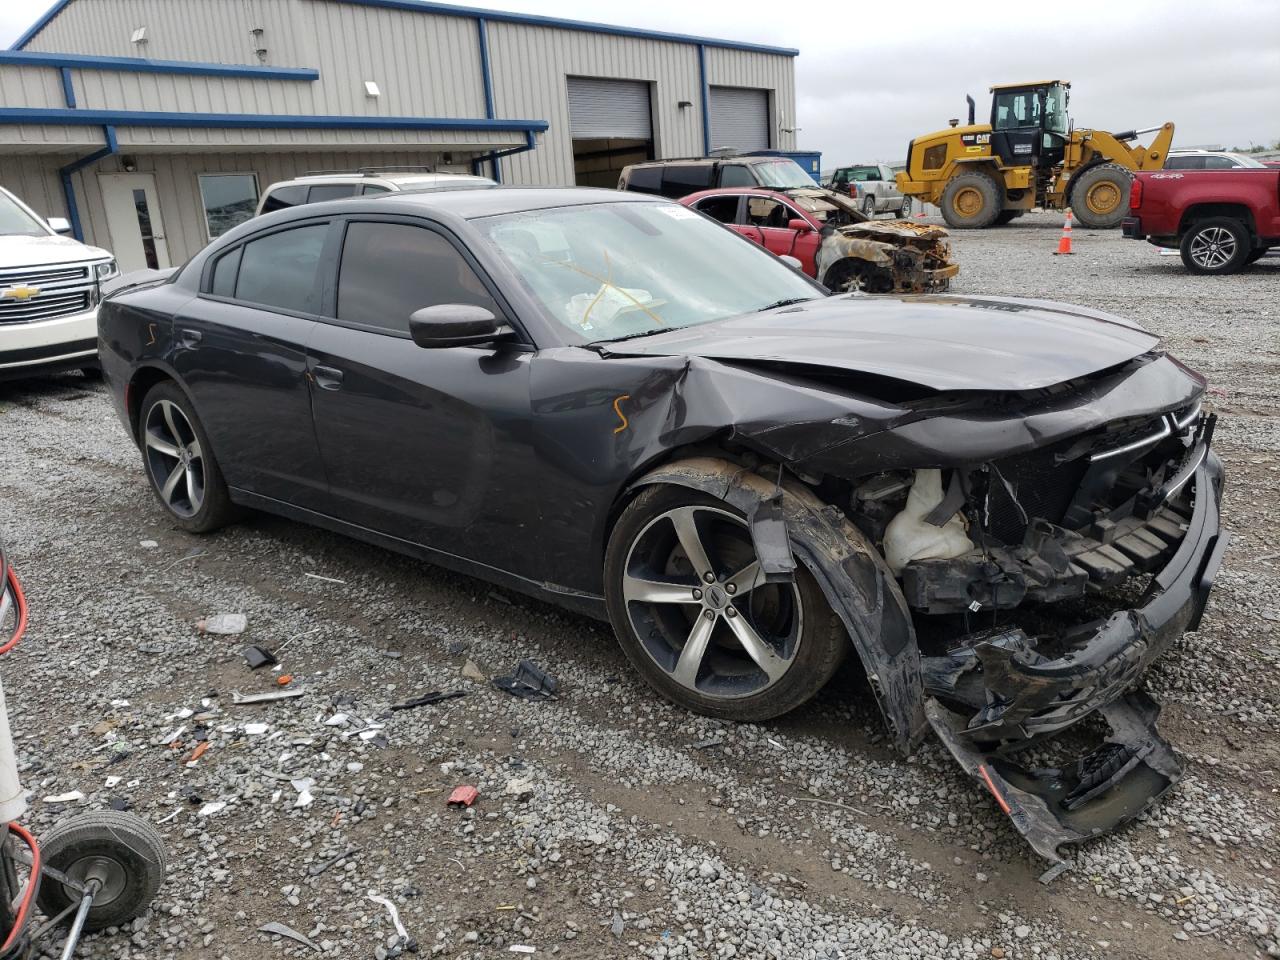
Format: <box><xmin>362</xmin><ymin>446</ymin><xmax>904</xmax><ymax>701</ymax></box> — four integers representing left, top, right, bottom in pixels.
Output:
<box><xmin>697</xmin><ymin>43</ymin><xmax>711</xmax><ymax>156</ymax></box>
<box><xmin>59</xmin><ymin>125</ymin><xmax>117</xmax><ymax>243</ymax></box>
<box><xmin>476</xmin><ymin>16</ymin><xmax>501</xmax><ymax>183</ymax></box>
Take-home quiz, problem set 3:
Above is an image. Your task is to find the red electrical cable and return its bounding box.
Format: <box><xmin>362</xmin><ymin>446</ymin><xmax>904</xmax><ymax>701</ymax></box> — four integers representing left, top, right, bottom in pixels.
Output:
<box><xmin>0</xmin><ymin>566</ymin><xmax>27</xmax><ymax>657</ymax></box>
<box><xmin>0</xmin><ymin>823</ymin><xmax>41</xmax><ymax>953</ymax></box>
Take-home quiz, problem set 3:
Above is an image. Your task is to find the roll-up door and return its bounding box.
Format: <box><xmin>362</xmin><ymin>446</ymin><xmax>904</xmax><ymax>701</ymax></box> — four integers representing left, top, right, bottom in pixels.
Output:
<box><xmin>567</xmin><ymin>78</ymin><xmax>653</xmax><ymax>139</ymax></box>
<box><xmin>709</xmin><ymin>86</ymin><xmax>770</xmax><ymax>153</ymax></box>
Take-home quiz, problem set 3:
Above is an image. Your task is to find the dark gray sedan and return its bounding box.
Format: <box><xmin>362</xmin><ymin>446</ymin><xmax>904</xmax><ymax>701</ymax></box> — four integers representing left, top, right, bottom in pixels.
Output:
<box><xmin>98</xmin><ymin>187</ymin><xmax>1224</xmax><ymax>863</ymax></box>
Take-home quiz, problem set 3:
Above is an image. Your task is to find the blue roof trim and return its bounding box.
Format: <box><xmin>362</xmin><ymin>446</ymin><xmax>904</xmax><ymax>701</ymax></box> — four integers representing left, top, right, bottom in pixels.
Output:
<box><xmin>0</xmin><ymin>50</ymin><xmax>320</xmax><ymax>80</ymax></box>
<box><xmin>9</xmin><ymin>0</ymin><xmax>70</xmax><ymax>50</ymax></box>
<box><xmin>0</xmin><ymin>106</ymin><xmax>548</xmax><ymax>133</ymax></box>
<box><xmin>340</xmin><ymin>0</ymin><xmax>799</xmax><ymax>55</ymax></box>
<box><xmin>11</xmin><ymin>0</ymin><xmax>798</xmax><ymax>58</ymax></box>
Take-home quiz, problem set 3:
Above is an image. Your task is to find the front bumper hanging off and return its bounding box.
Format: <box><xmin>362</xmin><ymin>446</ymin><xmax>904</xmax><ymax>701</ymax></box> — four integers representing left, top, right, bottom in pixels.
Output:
<box><xmin>923</xmin><ymin>451</ymin><xmax>1226</xmax><ymax>863</ymax></box>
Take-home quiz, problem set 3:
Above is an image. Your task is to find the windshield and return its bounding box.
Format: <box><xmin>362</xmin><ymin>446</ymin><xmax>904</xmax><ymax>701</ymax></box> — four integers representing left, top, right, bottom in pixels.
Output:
<box><xmin>474</xmin><ymin>201</ymin><xmax>822</xmax><ymax>344</ymax></box>
<box><xmin>752</xmin><ymin>159</ymin><xmax>818</xmax><ymax>189</ymax></box>
<box><xmin>0</xmin><ymin>190</ymin><xmax>49</xmax><ymax>237</ymax></box>
<box><xmin>1228</xmin><ymin>154</ymin><xmax>1267</xmax><ymax>168</ymax></box>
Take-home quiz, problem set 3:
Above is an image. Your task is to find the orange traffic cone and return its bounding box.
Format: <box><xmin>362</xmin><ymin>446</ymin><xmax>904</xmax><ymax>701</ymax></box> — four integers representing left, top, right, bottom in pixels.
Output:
<box><xmin>1054</xmin><ymin>209</ymin><xmax>1074</xmax><ymax>255</ymax></box>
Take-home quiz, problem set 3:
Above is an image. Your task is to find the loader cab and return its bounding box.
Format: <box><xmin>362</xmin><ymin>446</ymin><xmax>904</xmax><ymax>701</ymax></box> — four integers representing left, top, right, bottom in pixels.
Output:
<box><xmin>989</xmin><ymin>81</ymin><xmax>1071</xmax><ymax>169</ymax></box>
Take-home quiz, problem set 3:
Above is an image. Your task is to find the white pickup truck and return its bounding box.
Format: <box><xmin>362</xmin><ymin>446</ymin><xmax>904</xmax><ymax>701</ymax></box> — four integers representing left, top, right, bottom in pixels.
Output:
<box><xmin>0</xmin><ymin>185</ymin><xmax>117</xmax><ymax>381</ymax></box>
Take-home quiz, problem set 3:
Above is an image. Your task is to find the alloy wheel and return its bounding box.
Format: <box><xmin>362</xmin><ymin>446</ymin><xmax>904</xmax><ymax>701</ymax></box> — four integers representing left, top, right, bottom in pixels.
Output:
<box><xmin>621</xmin><ymin>505</ymin><xmax>802</xmax><ymax>699</ymax></box>
<box><xmin>143</xmin><ymin>399</ymin><xmax>206</xmax><ymax>518</ymax></box>
<box><xmin>1189</xmin><ymin>227</ymin><xmax>1237</xmax><ymax>269</ymax></box>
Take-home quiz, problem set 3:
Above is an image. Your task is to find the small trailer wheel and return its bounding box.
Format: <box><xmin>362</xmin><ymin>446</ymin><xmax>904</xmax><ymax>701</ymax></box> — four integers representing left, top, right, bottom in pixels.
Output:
<box><xmin>36</xmin><ymin>811</ymin><xmax>167</xmax><ymax>933</ymax></box>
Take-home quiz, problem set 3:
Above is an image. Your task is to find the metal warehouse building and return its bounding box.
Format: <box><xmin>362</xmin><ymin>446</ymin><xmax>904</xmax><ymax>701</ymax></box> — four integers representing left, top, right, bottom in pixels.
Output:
<box><xmin>0</xmin><ymin>0</ymin><xmax>799</xmax><ymax>271</ymax></box>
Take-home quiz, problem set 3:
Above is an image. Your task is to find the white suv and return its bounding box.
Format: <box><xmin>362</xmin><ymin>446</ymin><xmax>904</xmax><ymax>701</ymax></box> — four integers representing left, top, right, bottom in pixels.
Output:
<box><xmin>0</xmin><ymin>185</ymin><xmax>117</xmax><ymax>381</ymax></box>
<box><xmin>1164</xmin><ymin>150</ymin><xmax>1267</xmax><ymax>171</ymax></box>
<box><xmin>255</xmin><ymin>168</ymin><xmax>496</xmax><ymax>216</ymax></box>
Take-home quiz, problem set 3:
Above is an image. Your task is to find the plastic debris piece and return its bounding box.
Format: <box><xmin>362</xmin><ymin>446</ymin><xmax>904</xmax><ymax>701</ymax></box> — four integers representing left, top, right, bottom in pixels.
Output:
<box><xmin>244</xmin><ymin>723</ymin><xmax>269</xmax><ymax>736</ymax></box>
<box><xmin>509</xmin><ymin>946</ymin><xmax>536</xmax><ymax>954</ymax></box>
<box><xmin>198</xmin><ymin>801</ymin><xmax>227</xmax><ymax>817</ymax></box>
<box><xmin>199</xmin><ymin>613</ymin><xmax>247</xmax><ymax>635</ymax></box>
<box><xmin>109</xmin><ymin>797</ymin><xmax>131</xmax><ymax>811</ymax></box>
<box><xmin>140</xmin><ymin>539</ymin><xmax>159</xmax><ymax>549</ymax></box>
<box><xmin>303</xmin><ymin>572</ymin><xmax>346</xmax><ymax>584</ymax></box>
<box><xmin>307</xmin><ymin>847</ymin><xmax>360</xmax><ymax>877</ymax></box>
<box><xmin>1038</xmin><ymin>861</ymin><xmax>1071</xmax><ymax>885</ymax></box>
<box><xmin>447</xmin><ymin>785</ymin><xmax>479</xmax><ymax>807</ymax></box>
<box><xmin>461</xmin><ymin>660</ymin><xmax>487</xmax><ymax>683</ymax></box>
<box><xmin>277</xmin><ymin>675</ymin><xmax>293</xmax><ymax>686</ymax></box>
<box><xmin>232</xmin><ymin>688</ymin><xmax>304</xmax><ymax>705</ymax></box>
<box><xmin>324</xmin><ymin>713</ymin><xmax>349</xmax><ymax>727</ymax></box>
<box><xmin>689</xmin><ymin>736</ymin><xmax>724</xmax><ymax>750</ymax></box>
<box><xmin>258</xmin><ymin>922</ymin><xmax>320</xmax><ymax>952</ymax></box>
<box><xmin>242</xmin><ymin>644</ymin><xmax>278</xmax><ymax>669</ymax></box>
<box><xmin>390</xmin><ymin>690</ymin><xmax>466</xmax><ymax>711</ymax></box>
<box><xmin>492</xmin><ymin>660</ymin><xmax>558</xmax><ymax>700</ymax></box>
<box><xmin>43</xmin><ymin>791</ymin><xmax>85</xmax><ymax>804</ymax></box>
<box><xmin>187</xmin><ymin>742</ymin><xmax>211</xmax><ymax>763</ymax></box>
<box><xmin>611</xmin><ymin>913</ymin><xmax>624</xmax><ymax>937</ymax></box>
<box><xmin>291</xmin><ymin>778</ymin><xmax>315</xmax><ymax>808</ymax></box>
<box><xmin>366</xmin><ymin>892</ymin><xmax>414</xmax><ymax>949</ymax></box>
<box><xmin>104</xmin><ymin>775</ymin><xmax>123</xmax><ymax>788</ymax></box>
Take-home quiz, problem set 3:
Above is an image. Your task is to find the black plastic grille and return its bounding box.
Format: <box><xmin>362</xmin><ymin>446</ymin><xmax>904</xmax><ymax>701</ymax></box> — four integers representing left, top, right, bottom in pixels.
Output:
<box><xmin>985</xmin><ymin>448</ymin><xmax>1089</xmax><ymax>544</ymax></box>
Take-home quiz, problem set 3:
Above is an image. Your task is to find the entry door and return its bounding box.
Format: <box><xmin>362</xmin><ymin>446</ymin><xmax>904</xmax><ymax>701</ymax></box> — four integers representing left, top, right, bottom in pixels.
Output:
<box><xmin>98</xmin><ymin>173</ymin><xmax>171</xmax><ymax>272</ymax></box>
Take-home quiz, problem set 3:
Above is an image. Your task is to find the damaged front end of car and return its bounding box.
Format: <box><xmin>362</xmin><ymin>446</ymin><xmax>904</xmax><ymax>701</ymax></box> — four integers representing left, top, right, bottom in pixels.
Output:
<box><xmin>715</xmin><ymin>353</ymin><xmax>1221</xmax><ymax>863</ymax></box>
<box><xmin>816</xmin><ymin>220</ymin><xmax>959</xmax><ymax>295</ymax></box>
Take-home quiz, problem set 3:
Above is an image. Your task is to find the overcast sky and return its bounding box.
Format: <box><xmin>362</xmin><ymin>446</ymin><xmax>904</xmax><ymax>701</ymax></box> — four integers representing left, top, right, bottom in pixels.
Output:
<box><xmin>3</xmin><ymin>0</ymin><xmax>1277</xmax><ymax>162</ymax></box>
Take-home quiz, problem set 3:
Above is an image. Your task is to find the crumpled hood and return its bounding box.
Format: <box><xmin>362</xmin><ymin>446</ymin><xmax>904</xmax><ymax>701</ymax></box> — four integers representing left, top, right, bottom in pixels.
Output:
<box><xmin>0</xmin><ymin>233</ymin><xmax>111</xmax><ymax>268</ymax></box>
<box><xmin>601</xmin><ymin>294</ymin><xmax>1158</xmax><ymax>392</ymax></box>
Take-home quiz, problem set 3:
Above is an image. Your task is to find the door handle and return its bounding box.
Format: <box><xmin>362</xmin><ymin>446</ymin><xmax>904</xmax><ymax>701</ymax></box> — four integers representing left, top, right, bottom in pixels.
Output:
<box><xmin>178</xmin><ymin>328</ymin><xmax>202</xmax><ymax>348</ymax></box>
<box><xmin>312</xmin><ymin>365</ymin><xmax>344</xmax><ymax>390</ymax></box>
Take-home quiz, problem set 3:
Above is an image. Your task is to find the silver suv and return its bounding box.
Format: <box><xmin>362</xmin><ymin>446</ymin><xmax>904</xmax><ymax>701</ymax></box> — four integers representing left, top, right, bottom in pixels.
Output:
<box><xmin>255</xmin><ymin>168</ymin><xmax>495</xmax><ymax>216</ymax></box>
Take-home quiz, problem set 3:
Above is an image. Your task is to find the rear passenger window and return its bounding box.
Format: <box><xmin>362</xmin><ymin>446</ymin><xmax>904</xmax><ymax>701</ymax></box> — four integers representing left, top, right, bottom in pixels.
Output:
<box><xmin>361</xmin><ymin>184</ymin><xmax>392</xmax><ymax>195</ymax></box>
<box><xmin>718</xmin><ymin>165</ymin><xmax>756</xmax><ymax>188</ymax></box>
<box><xmin>693</xmin><ymin>196</ymin><xmax>740</xmax><ymax>224</ymax></box>
<box><xmin>235</xmin><ymin>224</ymin><xmax>329</xmax><ymax>314</ymax></box>
<box><xmin>1202</xmin><ymin>156</ymin><xmax>1235</xmax><ymax>169</ymax></box>
<box><xmin>660</xmin><ymin>165</ymin><xmax>712</xmax><ymax>198</ymax></box>
<box><xmin>259</xmin><ymin>184</ymin><xmax>307</xmax><ymax>214</ymax></box>
<box><xmin>337</xmin><ymin>222</ymin><xmax>499</xmax><ymax>334</ymax></box>
<box><xmin>624</xmin><ymin>167</ymin><xmax>663</xmax><ymax>194</ymax></box>
<box><xmin>209</xmin><ymin>246</ymin><xmax>242</xmax><ymax>298</ymax></box>
<box><xmin>308</xmin><ymin>184</ymin><xmax>359</xmax><ymax>203</ymax></box>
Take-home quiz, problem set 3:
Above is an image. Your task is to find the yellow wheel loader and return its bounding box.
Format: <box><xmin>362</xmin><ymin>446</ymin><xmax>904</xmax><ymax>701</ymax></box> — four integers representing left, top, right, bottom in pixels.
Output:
<box><xmin>896</xmin><ymin>81</ymin><xmax>1174</xmax><ymax>229</ymax></box>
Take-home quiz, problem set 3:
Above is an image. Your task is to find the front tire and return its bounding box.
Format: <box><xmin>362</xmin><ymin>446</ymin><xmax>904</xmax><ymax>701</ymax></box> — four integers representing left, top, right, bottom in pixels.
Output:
<box><xmin>1070</xmin><ymin>163</ymin><xmax>1131</xmax><ymax>228</ymax></box>
<box><xmin>822</xmin><ymin>258</ymin><xmax>894</xmax><ymax>294</ymax></box>
<box><xmin>1179</xmin><ymin>217</ymin><xmax>1251</xmax><ymax>275</ymax></box>
<box><xmin>939</xmin><ymin>171</ymin><xmax>1003</xmax><ymax>229</ymax></box>
<box><xmin>604</xmin><ymin>485</ymin><xmax>847</xmax><ymax>722</ymax></box>
<box><xmin>139</xmin><ymin>382</ymin><xmax>236</xmax><ymax>533</ymax></box>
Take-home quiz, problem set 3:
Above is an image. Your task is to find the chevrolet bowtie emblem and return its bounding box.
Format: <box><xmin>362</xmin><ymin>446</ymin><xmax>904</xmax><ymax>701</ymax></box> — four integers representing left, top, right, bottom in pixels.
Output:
<box><xmin>1</xmin><ymin>284</ymin><xmax>41</xmax><ymax>301</ymax></box>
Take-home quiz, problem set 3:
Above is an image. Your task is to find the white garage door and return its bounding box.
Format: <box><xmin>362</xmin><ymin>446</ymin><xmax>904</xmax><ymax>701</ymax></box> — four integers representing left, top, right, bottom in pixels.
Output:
<box><xmin>566</xmin><ymin>77</ymin><xmax>652</xmax><ymax>139</ymax></box>
<box><xmin>709</xmin><ymin>86</ymin><xmax>770</xmax><ymax>153</ymax></box>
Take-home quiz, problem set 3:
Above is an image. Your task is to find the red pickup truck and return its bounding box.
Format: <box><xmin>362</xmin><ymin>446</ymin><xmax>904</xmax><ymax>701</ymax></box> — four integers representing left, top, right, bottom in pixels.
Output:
<box><xmin>1122</xmin><ymin>169</ymin><xmax>1280</xmax><ymax>274</ymax></box>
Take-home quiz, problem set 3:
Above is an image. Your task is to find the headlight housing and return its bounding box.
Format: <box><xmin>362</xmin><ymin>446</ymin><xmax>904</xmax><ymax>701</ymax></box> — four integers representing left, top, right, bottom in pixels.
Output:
<box><xmin>94</xmin><ymin>259</ymin><xmax>119</xmax><ymax>282</ymax></box>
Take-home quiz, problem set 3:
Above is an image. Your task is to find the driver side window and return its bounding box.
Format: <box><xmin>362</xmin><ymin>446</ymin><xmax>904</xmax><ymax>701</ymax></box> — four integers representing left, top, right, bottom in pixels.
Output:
<box><xmin>745</xmin><ymin>197</ymin><xmax>792</xmax><ymax>229</ymax></box>
<box><xmin>336</xmin><ymin>221</ymin><xmax>499</xmax><ymax>335</ymax></box>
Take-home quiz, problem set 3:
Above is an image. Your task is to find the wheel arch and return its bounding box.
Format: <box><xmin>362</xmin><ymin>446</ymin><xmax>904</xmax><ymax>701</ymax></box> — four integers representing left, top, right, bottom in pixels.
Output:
<box><xmin>620</xmin><ymin>455</ymin><xmax>928</xmax><ymax>753</ymax></box>
<box><xmin>1179</xmin><ymin>203</ymin><xmax>1257</xmax><ymax>241</ymax></box>
<box><xmin>126</xmin><ymin>362</ymin><xmax>186</xmax><ymax>444</ymax></box>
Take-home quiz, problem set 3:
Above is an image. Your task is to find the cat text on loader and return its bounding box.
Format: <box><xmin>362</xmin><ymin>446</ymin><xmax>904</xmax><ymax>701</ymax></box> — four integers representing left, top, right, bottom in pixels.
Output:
<box><xmin>896</xmin><ymin>81</ymin><xmax>1175</xmax><ymax>229</ymax></box>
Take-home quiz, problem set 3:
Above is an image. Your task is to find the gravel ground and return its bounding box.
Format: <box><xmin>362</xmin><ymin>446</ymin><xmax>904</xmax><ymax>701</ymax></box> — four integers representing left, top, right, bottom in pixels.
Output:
<box><xmin>0</xmin><ymin>213</ymin><xmax>1277</xmax><ymax>960</ymax></box>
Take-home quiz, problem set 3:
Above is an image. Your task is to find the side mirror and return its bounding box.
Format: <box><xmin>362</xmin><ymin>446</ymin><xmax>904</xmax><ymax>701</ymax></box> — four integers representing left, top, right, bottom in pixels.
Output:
<box><xmin>787</xmin><ymin>218</ymin><xmax>814</xmax><ymax>234</ymax></box>
<box><xmin>47</xmin><ymin>217</ymin><xmax>72</xmax><ymax>235</ymax></box>
<box><xmin>408</xmin><ymin>304</ymin><xmax>512</xmax><ymax>348</ymax></box>
<box><xmin>779</xmin><ymin>255</ymin><xmax>803</xmax><ymax>270</ymax></box>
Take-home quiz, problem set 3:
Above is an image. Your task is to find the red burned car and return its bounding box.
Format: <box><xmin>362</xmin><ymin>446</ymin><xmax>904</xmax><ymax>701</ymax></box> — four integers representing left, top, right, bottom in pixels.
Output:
<box><xmin>679</xmin><ymin>186</ymin><xmax>958</xmax><ymax>294</ymax></box>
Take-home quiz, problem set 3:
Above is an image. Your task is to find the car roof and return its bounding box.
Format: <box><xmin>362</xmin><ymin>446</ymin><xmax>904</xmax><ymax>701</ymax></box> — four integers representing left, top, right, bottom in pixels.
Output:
<box><xmin>274</xmin><ymin>172</ymin><xmax>491</xmax><ymax>185</ymax></box>
<box><xmin>350</xmin><ymin>185</ymin><xmax>667</xmax><ymax>219</ymax></box>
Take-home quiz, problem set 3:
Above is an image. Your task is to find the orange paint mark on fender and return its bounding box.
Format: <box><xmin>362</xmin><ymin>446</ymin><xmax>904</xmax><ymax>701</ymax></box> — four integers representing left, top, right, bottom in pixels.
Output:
<box><xmin>612</xmin><ymin>394</ymin><xmax>631</xmax><ymax>434</ymax></box>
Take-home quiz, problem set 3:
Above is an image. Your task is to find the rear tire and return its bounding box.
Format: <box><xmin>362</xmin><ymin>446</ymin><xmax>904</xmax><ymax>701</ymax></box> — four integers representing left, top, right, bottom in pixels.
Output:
<box><xmin>1179</xmin><ymin>217</ymin><xmax>1251</xmax><ymax>275</ymax></box>
<box><xmin>139</xmin><ymin>382</ymin><xmax>236</xmax><ymax>533</ymax></box>
<box><xmin>1070</xmin><ymin>163</ymin><xmax>1131</xmax><ymax>228</ymax></box>
<box><xmin>899</xmin><ymin>197</ymin><xmax>913</xmax><ymax>217</ymax></box>
<box><xmin>862</xmin><ymin>196</ymin><xmax>876</xmax><ymax>217</ymax></box>
<box><xmin>939</xmin><ymin>171</ymin><xmax>1003</xmax><ymax>229</ymax></box>
<box><xmin>604</xmin><ymin>485</ymin><xmax>847</xmax><ymax>722</ymax></box>
<box><xmin>993</xmin><ymin>210</ymin><xmax>1020</xmax><ymax>225</ymax></box>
